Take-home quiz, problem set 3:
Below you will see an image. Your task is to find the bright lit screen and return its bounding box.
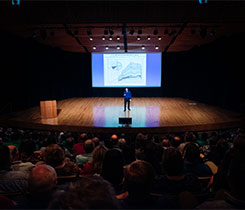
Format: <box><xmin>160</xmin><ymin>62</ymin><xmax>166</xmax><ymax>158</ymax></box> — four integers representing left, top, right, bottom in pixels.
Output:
<box><xmin>92</xmin><ymin>53</ymin><xmax>162</xmax><ymax>87</ymax></box>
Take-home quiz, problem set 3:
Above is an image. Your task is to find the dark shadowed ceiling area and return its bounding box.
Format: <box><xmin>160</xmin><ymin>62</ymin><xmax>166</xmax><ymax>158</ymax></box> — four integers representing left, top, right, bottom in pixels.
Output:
<box><xmin>1</xmin><ymin>1</ymin><xmax>245</xmax><ymax>53</ymax></box>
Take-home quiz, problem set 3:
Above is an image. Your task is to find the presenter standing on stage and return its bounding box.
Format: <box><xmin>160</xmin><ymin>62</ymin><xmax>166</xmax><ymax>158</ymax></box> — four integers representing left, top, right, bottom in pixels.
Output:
<box><xmin>123</xmin><ymin>88</ymin><xmax>132</xmax><ymax>111</ymax></box>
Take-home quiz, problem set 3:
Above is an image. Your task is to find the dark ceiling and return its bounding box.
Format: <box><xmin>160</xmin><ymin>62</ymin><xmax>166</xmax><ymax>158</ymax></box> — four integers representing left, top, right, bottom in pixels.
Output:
<box><xmin>1</xmin><ymin>1</ymin><xmax>245</xmax><ymax>53</ymax></box>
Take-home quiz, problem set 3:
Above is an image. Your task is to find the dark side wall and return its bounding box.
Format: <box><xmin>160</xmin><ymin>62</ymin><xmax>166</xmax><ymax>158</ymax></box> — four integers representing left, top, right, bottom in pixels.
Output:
<box><xmin>1</xmin><ymin>31</ymin><xmax>244</xmax><ymax>113</ymax></box>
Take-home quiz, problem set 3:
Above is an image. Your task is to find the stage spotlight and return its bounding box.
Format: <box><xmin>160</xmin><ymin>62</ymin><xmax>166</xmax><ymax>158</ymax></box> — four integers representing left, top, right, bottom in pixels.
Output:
<box><xmin>105</xmin><ymin>46</ymin><xmax>109</xmax><ymax>50</ymax></box>
<box><xmin>158</xmin><ymin>36</ymin><xmax>162</xmax><ymax>40</ymax></box>
<box><xmin>109</xmin><ymin>29</ymin><xmax>114</xmax><ymax>35</ymax></box>
<box><xmin>117</xmin><ymin>45</ymin><xmax>120</xmax><ymax>50</ymax></box>
<box><xmin>199</xmin><ymin>0</ymin><xmax>207</xmax><ymax>4</ymax></box>
<box><xmin>138</xmin><ymin>29</ymin><xmax>142</xmax><ymax>34</ymax></box>
<box><xmin>109</xmin><ymin>36</ymin><xmax>113</xmax><ymax>40</ymax></box>
<box><xmin>153</xmin><ymin>28</ymin><xmax>158</xmax><ymax>35</ymax></box>
<box><xmin>137</xmin><ymin>36</ymin><xmax>141</xmax><ymax>41</ymax></box>
<box><xmin>155</xmin><ymin>45</ymin><xmax>159</xmax><ymax>50</ymax></box>
<box><xmin>116</xmin><ymin>36</ymin><xmax>120</xmax><ymax>40</ymax></box>
<box><xmin>89</xmin><ymin>36</ymin><xmax>93</xmax><ymax>41</ymax></box>
<box><xmin>147</xmin><ymin>36</ymin><xmax>151</xmax><ymax>40</ymax></box>
<box><xmin>129</xmin><ymin>29</ymin><xmax>135</xmax><ymax>35</ymax></box>
<box><xmin>141</xmin><ymin>45</ymin><xmax>145</xmax><ymax>50</ymax></box>
<box><xmin>102</xmin><ymin>36</ymin><xmax>106</xmax><ymax>40</ymax></box>
<box><xmin>164</xmin><ymin>28</ymin><xmax>168</xmax><ymax>35</ymax></box>
<box><xmin>104</xmin><ymin>29</ymin><xmax>108</xmax><ymax>35</ymax></box>
<box><xmin>93</xmin><ymin>46</ymin><xmax>96</xmax><ymax>50</ymax></box>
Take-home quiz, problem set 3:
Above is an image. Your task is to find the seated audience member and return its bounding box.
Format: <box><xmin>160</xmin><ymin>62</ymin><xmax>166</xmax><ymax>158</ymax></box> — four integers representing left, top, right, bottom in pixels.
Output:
<box><xmin>178</xmin><ymin>132</ymin><xmax>197</xmax><ymax>154</ymax></box>
<box><xmin>141</xmin><ymin>141</ymin><xmax>163</xmax><ymax>175</ymax></box>
<box><xmin>48</xmin><ymin>175</ymin><xmax>120</xmax><ymax>209</ymax></box>
<box><xmin>8</xmin><ymin>145</ymin><xmax>34</xmax><ymax>173</ymax></box>
<box><xmin>0</xmin><ymin>194</ymin><xmax>16</xmax><ymax>209</ymax></box>
<box><xmin>118</xmin><ymin>138</ymin><xmax>136</xmax><ymax>165</ymax></box>
<box><xmin>76</xmin><ymin>139</ymin><xmax>95</xmax><ymax>165</ymax></box>
<box><xmin>21</xmin><ymin>164</ymin><xmax>59</xmax><ymax>209</ymax></box>
<box><xmin>207</xmin><ymin>138</ymin><xmax>229</xmax><ymax>166</ymax></box>
<box><xmin>197</xmin><ymin>151</ymin><xmax>245</xmax><ymax>209</ymax></box>
<box><xmin>101</xmin><ymin>149</ymin><xmax>124</xmax><ymax>195</ymax></box>
<box><xmin>91</xmin><ymin>145</ymin><xmax>108</xmax><ymax>175</ymax></box>
<box><xmin>121</xmin><ymin>160</ymin><xmax>174</xmax><ymax>209</ymax></box>
<box><xmin>19</xmin><ymin>138</ymin><xmax>38</xmax><ymax>163</ymax></box>
<box><xmin>44</xmin><ymin>144</ymin><xmax>80</xmax><ymax>176</ymax></box>
<box><xmin>0</xmin><ymin>145</ymin><xmax>29</xmax><ymax>194</ymax></box>
<box><xmin>183</xmin><ymin>143</ymin><xmax>213</xmax><ymax>177</ymax></box>
<box><xmin>73</xmin><ymin>133</ymin><xmax>87</xmax><ymax>156</ymax></box>
<box><xmin>92</xmin><ymin>136</ymin><xmax>100</xmax><ymax>147</ymax></box>
<box><xmin>162</xmin><ymin>138</ymin><xmax>171</xmax><ymax>150</ymax></box>
<box><xmin>154</xmin><ymin>148</ymin><xmax>203</xmax><ymax>195</ymax></box>
<box><xmin>76</xmin><ymin>139</ymin><xmax>95</xmax><ymax>174</ymax></box>
<box><xmin>196</xmin><ymin>132</ymin><xmax>209</xmax><ymax>147</ymax></box>
<box><xmin>214</xmin><ymin>133</ymin><xmax>245</xmax><ymax>190</ymax></box>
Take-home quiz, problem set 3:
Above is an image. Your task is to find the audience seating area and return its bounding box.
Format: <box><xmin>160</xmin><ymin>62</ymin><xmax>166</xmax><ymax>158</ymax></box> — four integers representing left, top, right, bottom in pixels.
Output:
<box><xmin>0</xmin><ymin>126</ymin><xmax>245</xmax><ymax>209</ymax></box>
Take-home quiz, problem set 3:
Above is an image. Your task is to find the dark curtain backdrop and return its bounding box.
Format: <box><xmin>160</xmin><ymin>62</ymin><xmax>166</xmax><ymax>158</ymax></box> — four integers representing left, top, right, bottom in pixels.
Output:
<box><xmin>1</xmin><ymin>31</ymin><xmax>244</xmax><ymax>113</ymax></box>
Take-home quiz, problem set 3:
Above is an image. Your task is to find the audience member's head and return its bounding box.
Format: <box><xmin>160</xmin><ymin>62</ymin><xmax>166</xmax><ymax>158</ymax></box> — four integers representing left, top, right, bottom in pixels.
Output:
<box><xmin>8</xmin><ymin>145</ymin><xmax>19</xmax><ymax>162</ymax></box>
<box><xmin>135</xmin><ymin>133</ymin><xmax>148</xmax><ymax>149</ymax></box>
<box><xmin>49</xmin><ymin>175</ymin><xmax>120</xmax><ymax>209</ymax></box>
<box><xmin>84</xmin><ymin>139</ymin><xmax>95</xmax><ymax>154</ymax></box>
<box><xmin>92</xmin><ymin>137</ymin><xmax>100</xmax><ymax>147</ymax></box>
<box><xmin>79</xmin><ymin>133</ymin><xmax>88</xmax><ymax>142</ymax></box>
<box><xmin>163</xmin><ymin>148</ymin><xmax>184</xmax><ymax>176</ymax></box>
<box><xmin>124</xmin><ymin>160</ymin><xmax>154</xmax><ymax>196</ymax></box>
<box><xmin>19</xmin><ymin>139</ymin><xmax>36</xmax><ymax>162</ymax></box>
<box><xmin>233</xmin><ymin>134</ymin><xmax>245</xmax><ymax>151</ymax></box>
<box><xmin>172</xmin><ymin>136</ymin><xmax>181</xmax><ymax>148</ymax></box>
<box><xmin>118</xmin><ymin>138</ymin><xmax>126</xmax><ymax>147</ymax></box>
<box><xmin>162</xmin><ymin>138</ymin><xmax>171</xmax><ymax>148</ymax></box>
<box><xmin>183</xmin><ymin>143</ymin><xmax>200</xmax><ymax>164</ymax></box>
<box><xmin>110</xmin><ymin>134</ymin><xmax>118</xmax><ymax>146</ymax></box>
<box><xmin>184</xmin><ymin>132</ymin><xmax>196</xmax><ymax>143</ymax></box>
<box><xmin>0</xmin><ymin>145</ymin><xmax>10</xmax><ymax>170</ymax></box>
<box><xmin>101</xmin><ymin>149</ymin><xmax>124</xmax><ymax>186</ymax></box>
<box><xmin>91</xmin><ymin>145</ymin><xmax>108</xmax><ymax>174</ymax></box>
<box><xmin>44</xmin><ymin>144</ymin><xmax>65</xmax><ymax>168</ymax></box>
<box><xmin>28</xmin><ymin>164</ymin><xmax>57</xmax><ymax>195</ymax></box>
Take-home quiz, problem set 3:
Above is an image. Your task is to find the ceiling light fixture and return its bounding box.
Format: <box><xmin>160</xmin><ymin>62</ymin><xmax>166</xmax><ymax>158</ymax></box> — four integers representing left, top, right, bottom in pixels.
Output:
<box><xmin>153</xmin><ymin>28</ymin><xmax>158</xmax><ymax>35</ymax></box>
<box><xmin>137</xmin><ymin>36</ymin><xmax>141</xmax><ymax>41</ymax></box>
<box><xmin>147</xmin><ymin>36</ymin><xmax>151</xmax><ymax>40</ymax></box>
<box><xmin>129</xmin><ymin>29</ymin><xmax>135</xmax><ymax>35</ymax></box>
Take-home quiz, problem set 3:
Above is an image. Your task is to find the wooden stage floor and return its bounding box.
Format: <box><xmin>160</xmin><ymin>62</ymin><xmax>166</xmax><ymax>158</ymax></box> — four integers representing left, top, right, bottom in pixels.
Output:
<box><xmin>0</xmin><ymin>97</ymin><xmax>244</xmax><ymax>133</ymax></box>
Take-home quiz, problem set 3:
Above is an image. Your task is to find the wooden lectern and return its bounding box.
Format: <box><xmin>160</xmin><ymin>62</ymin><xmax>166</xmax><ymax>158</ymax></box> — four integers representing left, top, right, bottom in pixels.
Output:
<box><xmin>40</xmin><ymin>100</ymin><xmax>57</xmax><ymax>119</ymax></box>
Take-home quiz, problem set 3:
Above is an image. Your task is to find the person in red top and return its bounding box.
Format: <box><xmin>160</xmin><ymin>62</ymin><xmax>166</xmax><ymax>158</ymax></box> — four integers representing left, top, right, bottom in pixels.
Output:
<box><xmin>73</xmin><ymin>133</ymin><xmax>87</xmax><ymax>156</ymax></box>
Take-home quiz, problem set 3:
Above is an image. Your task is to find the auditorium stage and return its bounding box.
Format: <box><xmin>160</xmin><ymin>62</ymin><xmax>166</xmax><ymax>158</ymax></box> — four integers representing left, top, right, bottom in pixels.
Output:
<box><xmin>0</xmin><ymin>97</ymin><xmax>244</xmax><ymax>134</ymax></box>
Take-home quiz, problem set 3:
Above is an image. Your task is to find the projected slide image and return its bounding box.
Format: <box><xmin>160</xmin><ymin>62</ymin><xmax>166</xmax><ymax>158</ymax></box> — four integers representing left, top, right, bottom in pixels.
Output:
<box><xmin>104</xmin><ymin>54</ymin><xmax>146</xmax><ymax>86</ymax></box>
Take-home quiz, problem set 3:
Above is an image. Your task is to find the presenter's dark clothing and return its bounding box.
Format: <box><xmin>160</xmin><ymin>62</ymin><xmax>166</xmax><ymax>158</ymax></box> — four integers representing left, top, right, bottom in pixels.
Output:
<box><xmin>124</xmin><ymin>91</ymin><xmax>132</xmax><ymax>111</ymax></box>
